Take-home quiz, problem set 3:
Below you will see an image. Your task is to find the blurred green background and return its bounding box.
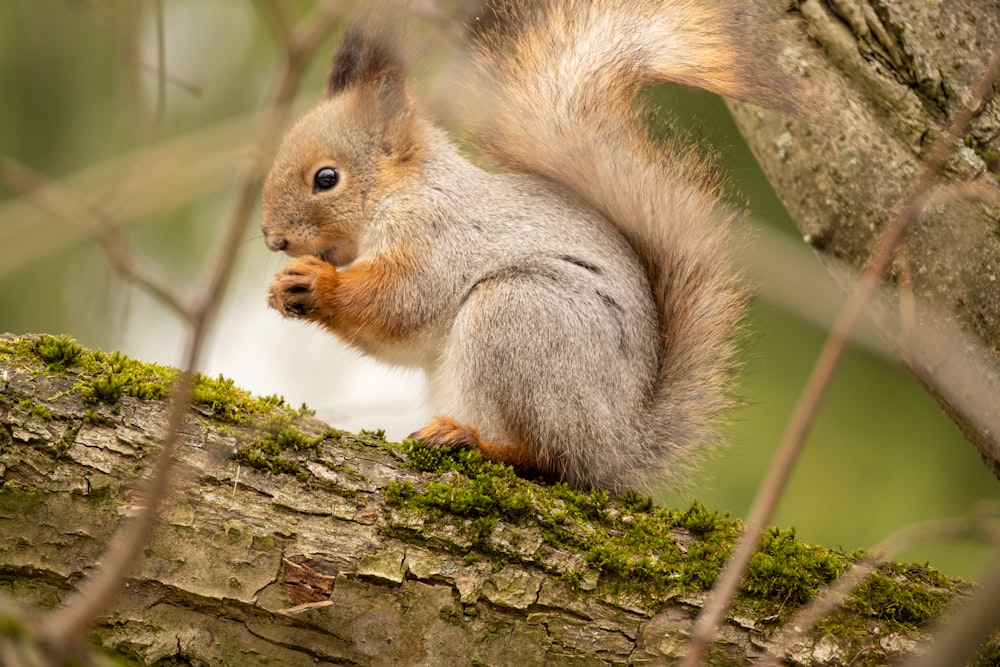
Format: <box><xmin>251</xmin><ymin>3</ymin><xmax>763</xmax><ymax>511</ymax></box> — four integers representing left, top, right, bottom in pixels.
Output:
<box><xmin>1</xmin><ymin>1</ymin><xmax>996</xmax><ymax>581</ymax></box>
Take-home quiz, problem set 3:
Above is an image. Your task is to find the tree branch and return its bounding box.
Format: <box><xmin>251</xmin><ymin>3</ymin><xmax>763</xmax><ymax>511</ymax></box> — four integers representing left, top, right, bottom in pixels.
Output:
<box><xmin>683</xmin><ymin>45</ymin><xmax>1000</xmax><ymax>666</ymax></box>
<box><xmin>0</xmin><ymin>334</ymin><xmax>986</xmax><ymax>666</ymax></box>
<box><xmin>730</xmin><ymin>0</ymin><xmax>1000</xmax><ymax>479</ymax></box>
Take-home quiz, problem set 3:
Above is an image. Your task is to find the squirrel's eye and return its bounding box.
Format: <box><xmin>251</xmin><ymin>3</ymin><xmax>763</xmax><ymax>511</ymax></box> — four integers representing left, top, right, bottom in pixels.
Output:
<box><xmin>313</xmin><ymin>167</ymin><xmax>340</xmax><ymax>192</ymax></box>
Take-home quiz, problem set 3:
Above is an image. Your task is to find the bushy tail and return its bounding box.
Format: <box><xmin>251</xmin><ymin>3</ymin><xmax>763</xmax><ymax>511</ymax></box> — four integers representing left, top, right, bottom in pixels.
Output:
<box><xmin>466</xmin><ymin>0</ymin><xmax>795</xmax><ymax>486</ymax></box>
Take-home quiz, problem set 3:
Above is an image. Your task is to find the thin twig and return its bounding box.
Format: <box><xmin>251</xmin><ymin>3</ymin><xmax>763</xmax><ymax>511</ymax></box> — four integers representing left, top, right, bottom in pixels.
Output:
<box><xmin>0</xmin><ymin>112</ymin><xmax>263</xmax><ymax>279</ymax></box>
<box><xmin>906</xmin><ymin>549</ymin><xmax>1000</xmax><ymax>667</ymax></box>
<box><xmin>154</xmin><ymin>0</ymin><xmax>166</xmax><ymax>125</ymax></box>
<box><xmin>193</xmin><ymin>0</ymin><xmax>349</xmax><ymax>317</ymax></box>
<box><xmin>680</xmin><ymin>49</ymin><xmax>1000</xmax><ymax>666</ymax></box>
<box><xmin>251</xmin><ymin>0</ymin><xmax>292</xmax><ymax>52</ymax></box>
<box><xmin>37</xmin><ymin>3</ymin><xmax>348</xmax><ymax>654</ymax></box>
<box><xmin>0</xmin><ymin>158</ymin><xmax>192</xmax><ymax>320</ymax></box>
<box><xmin>67</xmin><ymin>0</ymin><xmax>203</xmax><ymax>97</ymax></box>
<box><xmin>760</xmin><ymin>504</ymin><xmax>1000</xmax><ymax>666</ymax></box>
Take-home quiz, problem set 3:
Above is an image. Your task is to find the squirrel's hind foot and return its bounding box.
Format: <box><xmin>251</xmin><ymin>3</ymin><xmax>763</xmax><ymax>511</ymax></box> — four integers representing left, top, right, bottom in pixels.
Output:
<box><xmin>409</xmin><ymin>417</ymin><xmax>485</xmax><ymax>451</ymax></box>
<box><xmin>410</xmin><ymin>417</ymin><xmax>559</xmax><ymax>480</ymax></box>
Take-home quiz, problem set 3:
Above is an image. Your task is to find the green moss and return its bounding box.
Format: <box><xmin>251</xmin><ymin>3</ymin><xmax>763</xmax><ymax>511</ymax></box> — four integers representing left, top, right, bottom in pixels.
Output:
<box><xmin>191</xmin><ymin>374</ymin><xmax>309</xmax><ymax>426</ymax></box>
<box><xmin>844</xmin><ymin>562</ymin><xmax>955</xmax><ymax>629</ymax></box>
<box><xmin>811</xmin><ymin>570</ymin><xmax>958</xmax><ymax>665</ymax></box>
<box><xmin>387</xmin><ymin>443</ymin><xmax>961</xmax><ymax>628</ymax></box>
<box><xmin>385</xmin><ymin>480</ymin><xmax>416</xmax><ymax>504</ymax></box>
<box><xmin>549</xmin><ymin>484</ymin><xmax>611</xmax><ymax>521</ymax></box>
<box><xmin>984</xmin><ymin>148</ymin><xmax>999</xmax><ymax>167</ymax></box>
<box><xmin>742</xmin><ymin>527</ymin><xmax>845</xmax><ymax>612</ymax></box>
<box><xmin>191</xmin><ymin>374</ymin><xmax>253</xmax><ymax>422</ymax></box>
<box><xmin>972</xmin><ymin>636</ymin><xmax>1000</xmax><ymax>667</ymax></box>
<box><xmin>32</xmin><ymin>334</ymin><xmax>84</xmax><ymax>371</ymax></box>
<box><xmin>233</xmin><ymin>416</ymin><xmax>335</xmax><ymax>476</ymax></box>
<box><xmin>0</xmin><ymin>485</ymin><xmax>46</xmax><ymax>517</ymax></box>
<box><xmin>3</xmin><ymin>335</ymin><xmax>174</xmax><ymax>410</ymax></box>
<box><xmin>18</xmin><ymin>398</ymin><xmax>52</xmax><ymax>420</ymax></box>
<box><xmin>233</xmin><ymin>447</ymin><xmax>301</xmax><ymax>475</ymax></box>
<box><xmin>79</xmin><ymin>351</ymin><xmax>173</xmax><ymax>407</ymax></box>
<box><xmin>53</xmin><ymin>433</ymin><xmax>75</xmax><ymax>458</ymax></box>
<box><xmin>388</xmin><ymin>443</ymin><xmax>538</xmax><ymax>545</ymax></box>
<box><xmin>0</xmin><ymin>335</ymin><xmax>965</xmax><ymax>639</ymax></box>
<box><xmin>260</xmin><ymin>393</ymin><xmax>286</xmax><ymax>408</ymax></box>
<box><xmin>620</xmin><ymin>488</ymin><xmax>655</xmax><ymax>513</ymax></box>
<box><xmin>390</xmin><ymin>442</ymin><xmax>741</xmax><ymax>600</ymax></box>
<box><xmin>3</xmin><ymin>335</ymin><xmax>330</xmax><ymax>434</ymax></box>
<box><xmin>83</xmin><ymin>409</ymin><xmax>110</xmax><ymax>426</ymax></box>
<box><xmin>86</xmin><ymin>474</ymin><xmax>120</xmax><ymax>499</ymax></box>
<box><xmin>2</xmin><ymin>335</ymin><xmax>346</xmax><ymax>483</ymax></box>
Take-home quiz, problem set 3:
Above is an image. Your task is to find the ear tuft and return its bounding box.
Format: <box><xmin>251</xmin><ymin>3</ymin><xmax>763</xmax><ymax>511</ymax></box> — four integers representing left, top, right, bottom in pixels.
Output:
<box><xmin>327</xmin><ymin>24</ymin><xmax>404</xmax><ymax>98</ymax></box>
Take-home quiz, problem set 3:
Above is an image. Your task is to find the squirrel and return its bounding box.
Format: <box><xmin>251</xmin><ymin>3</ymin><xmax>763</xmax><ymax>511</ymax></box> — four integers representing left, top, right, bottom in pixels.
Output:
<box><xmin>262</xmin><ymin>0</ymin><xmax>797</xmax><ymax>491</ymax></box>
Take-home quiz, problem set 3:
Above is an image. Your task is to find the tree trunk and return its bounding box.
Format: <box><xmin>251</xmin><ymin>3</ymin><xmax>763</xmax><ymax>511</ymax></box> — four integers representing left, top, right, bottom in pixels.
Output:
<box><xmin>729</xmin><ymin>0</ymin><xmax>1000</xmax><ymax>477</ymax></box>
<box><xmin>0</xmin><ymin>334</ymin><xmax>977</xmax><ymax>665</ymax></box>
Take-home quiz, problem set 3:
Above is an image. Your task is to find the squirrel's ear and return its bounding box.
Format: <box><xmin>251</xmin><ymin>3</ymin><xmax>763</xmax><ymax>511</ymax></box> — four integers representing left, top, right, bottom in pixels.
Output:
<box><xmin>326</xmin><ymin>25</ymin><xmax>405</xmax><ymax>99</ymax></box>
<box><xmin>327</xmin><ymin>24</ymin><xmax>417</xmax><ymax>149</ymax></box>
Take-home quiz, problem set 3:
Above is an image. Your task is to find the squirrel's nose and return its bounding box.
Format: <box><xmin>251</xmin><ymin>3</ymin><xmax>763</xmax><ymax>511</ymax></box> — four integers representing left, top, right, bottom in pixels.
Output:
<box><xmin>263</xmin><ymin>230</ymin><xmax>288</xmax><ymax>253</ymax></box>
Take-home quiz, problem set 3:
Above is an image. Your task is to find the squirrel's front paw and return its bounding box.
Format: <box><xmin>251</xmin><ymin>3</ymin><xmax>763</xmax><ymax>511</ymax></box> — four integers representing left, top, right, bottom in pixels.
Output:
<box><xmin>268</xmin><ymin>256</ymin><xmax>336</xmax><ymax>319</ymax></box>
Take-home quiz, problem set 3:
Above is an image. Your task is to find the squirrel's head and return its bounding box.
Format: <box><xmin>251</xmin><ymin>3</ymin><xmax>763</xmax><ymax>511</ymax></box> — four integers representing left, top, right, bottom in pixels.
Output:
<box><xmin>262</xmin><ymin>24</ymin><xmax>422</xmax><ymax>267</ymax></box>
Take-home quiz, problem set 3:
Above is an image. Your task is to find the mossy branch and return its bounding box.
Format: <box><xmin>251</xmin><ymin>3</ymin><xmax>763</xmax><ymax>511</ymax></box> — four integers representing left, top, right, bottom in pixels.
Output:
<box><xmin>1</xmin><ymin>334</ymin><xmax>995</xmax><ymax>666</ymax></box>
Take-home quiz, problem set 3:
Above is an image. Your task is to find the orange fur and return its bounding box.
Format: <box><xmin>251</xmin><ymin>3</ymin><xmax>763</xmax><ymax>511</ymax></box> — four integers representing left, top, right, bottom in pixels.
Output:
<box><xmin>268</xmin><ymin>245</ymin><xmax>419</xmax><ymax>344</ymax></box>
<box><xmin>410</xmin><ymin>417</ymin><xmax>558</xmax><ymax>475</ymax></box>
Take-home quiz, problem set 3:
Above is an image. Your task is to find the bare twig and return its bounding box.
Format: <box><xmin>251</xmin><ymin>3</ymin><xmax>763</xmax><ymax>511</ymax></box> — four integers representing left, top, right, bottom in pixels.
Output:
<box><xmin>0</xmin><ymin>113</ymin><xmax>258</xmax><ymax>278</ymax></box>
<box><xmin>36</xmin><ymin>3</ymin><xmax>349</xmax><ymax>655</ymax></box>
<box><xmin>906</xmin><ymin>550</ymin><xmax>1000</xmax><ymax>667</ymax></box>
<box><xmin>251</xmin><ymin>0</ymin><xmax>293</xmax><ymax>52</ymax></box>
<box><xmin>154</xmin><ymin>0</ymin><xmax>167</xmax><ymax>125</ymax></box>
<box><xmin>65</xmin><ymin>0</ymin><xmax>203</xmax><ymax>97</ymax></box>
<box><xmin>0</xmin><ymin>158</ymin><xmax>193</xmax><ymax>320</ymax></box>
<box><xmin>761</xmin><ymin>503</ymin><xmax>1000</xmax><ymax>666</ymax></box>
<box><xmin>680</xmin><ymin>49</ymin><xmax>1000</xmax><ymax>666</ymax></box>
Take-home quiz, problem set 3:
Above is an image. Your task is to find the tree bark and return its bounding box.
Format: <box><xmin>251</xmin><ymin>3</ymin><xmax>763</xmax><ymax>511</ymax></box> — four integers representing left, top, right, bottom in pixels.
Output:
<box><xmin>729</xmin><ymin>0</ymin><xmax>1000</xmax><ymax>478</ymax></box>
<box><xmin>0</xmin><ymin>334</ymin><xmax>977</xmax><ymax>665</ymax></box>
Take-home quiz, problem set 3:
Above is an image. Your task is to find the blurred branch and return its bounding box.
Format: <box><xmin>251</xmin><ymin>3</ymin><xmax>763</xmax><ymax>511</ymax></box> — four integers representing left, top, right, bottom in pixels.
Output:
<box><xmin>153</xmin><ymin>0</ymin><xmax>166</xmax><ymax>125</ymax></box>
<box><xmin>64</xmin><ymin>0</ymin><xmax>203</xmax><ymax>97</ymax></box>
<box><xmin>195</xmin><ymin>0</ymin><xmax>350</xmax><ymax>315</ymax></box>
<box><xmin>762</xmin><ymin>502</ymin><xmax>1000</xmax><ymax>666</ymax></box>
<box><xmin>745</xmin><ymin>214</ymin><xmax>1000</xmax><ymax>478</ymax></box>
<box><xmin>252</xmin><ymin>0</ymin><xmax>293</xmax><ymax>52</ymax></box>
<box><xmin>680</xmin><ymin>49</ymin><xmax>1000</xmax><ymax>667</ymax></box>
<box><xmin>32</xmin><ymin>2</ymin><xmax>350</xmax><ymax>656</ymax></box>
<box><xmin>0</xmin><ymin>114</ymin><xmax>257</xmax><ymax>278</ymax></box>
<box><xmin>0</xmin><ymin>157</ymin><xmax>193</xmax><ymax>320</ymax></box>
<box><xmin>907</xmin><ymin>551</ymin><xmax>1000</xmax><ymax>667</ymax></box>
<box><xmin>741</xmin><ymin>222</ymin><xmax>887</xmax><ymax>355</ymax></box>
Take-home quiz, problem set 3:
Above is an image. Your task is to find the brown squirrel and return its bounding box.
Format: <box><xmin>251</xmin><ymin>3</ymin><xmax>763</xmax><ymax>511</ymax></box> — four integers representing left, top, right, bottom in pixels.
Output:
<box><xmin>262</xmin><ymin>0</ymin><xmax>796</xmax><ymax>491</ymax></box>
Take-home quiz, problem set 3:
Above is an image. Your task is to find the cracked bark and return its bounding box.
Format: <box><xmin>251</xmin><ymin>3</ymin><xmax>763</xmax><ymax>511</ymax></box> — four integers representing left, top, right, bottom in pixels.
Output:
<box><xmin>729</xmin><ymin>0</ymin><xmax>1000</xmax><ymax>477</ymax></box>
<box><xmin>0</xmin><ymin>336</ymin><xmax>974</xmax><ymax>666</ymax></box>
